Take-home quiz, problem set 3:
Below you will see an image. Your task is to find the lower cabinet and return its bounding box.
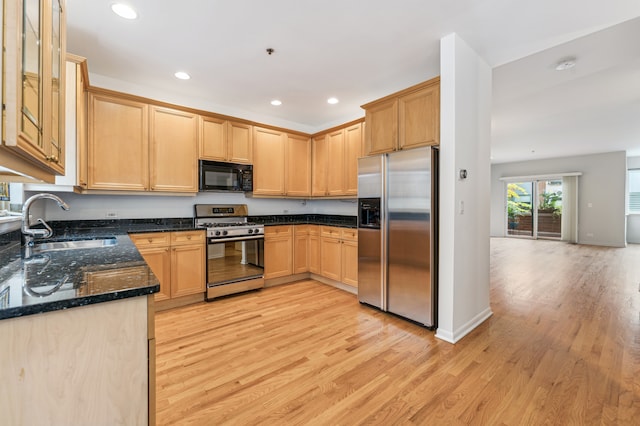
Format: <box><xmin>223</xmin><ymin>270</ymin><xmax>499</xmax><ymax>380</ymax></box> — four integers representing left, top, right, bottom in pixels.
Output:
<box><xmin>264</xmin><ymin>224</ymin><xmax>357</xmax><ymax>289</ymax></box>
<box><xmin>131</xmin><ymin>230</ymin><xmax>205</xmax><ymax>304</ymax></box>
<box><xmin>264</xmin><ymin>225</ymin><xmax>293</xmax><ymax>279</ymax></box>
<box><xmin>320</xmin><ymin>226</ymin><xmax>358</xmax><ymax>288</ymax></box>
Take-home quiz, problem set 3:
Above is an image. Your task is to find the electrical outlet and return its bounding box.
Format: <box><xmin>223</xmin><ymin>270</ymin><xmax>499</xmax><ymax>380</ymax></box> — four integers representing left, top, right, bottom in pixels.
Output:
<box><xmin>105</xmin><ymin>212</ymin><xmax>118</xmax><ymax>219</ymax></box>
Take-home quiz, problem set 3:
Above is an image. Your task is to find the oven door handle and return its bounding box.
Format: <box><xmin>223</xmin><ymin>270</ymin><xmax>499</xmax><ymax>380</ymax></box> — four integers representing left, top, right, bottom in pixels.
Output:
<box><xmin>208</xmin><ymin>235</ymin><xmax>264</xmax><ymax>243</ymax></box>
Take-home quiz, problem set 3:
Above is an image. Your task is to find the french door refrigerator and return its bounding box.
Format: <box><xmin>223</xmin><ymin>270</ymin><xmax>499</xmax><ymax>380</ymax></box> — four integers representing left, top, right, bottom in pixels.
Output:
<box><xmin>357</xmin><ymin>146</ymin><xmax>438</xmax><ymax>328</ymax></box>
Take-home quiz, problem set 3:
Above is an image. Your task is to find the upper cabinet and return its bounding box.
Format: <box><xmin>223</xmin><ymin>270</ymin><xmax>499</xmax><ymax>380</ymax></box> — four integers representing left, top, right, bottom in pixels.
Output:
<box><xmin>85</xmin><ymin>90</ymin><xmax>198</xmax><ymax>193</ymax></box>
<box><xmin>362</xmin><ymin>77</ymin><xmax>439</xmax><ymax>156</ymax></box>
<box><xmin>253</xmin><ymin>126</ymin><xmax>311</xmax><ymax>197</ymax></box>
<box><xmin>252</xmin><ymin>127</ymin><xmax>286</xmax><ymax>196</ymax></box>
<box><xmin>3</xmin><ymin>0</ymin><xmax>66</xmax><ymax>175</ymax></box>
<box><xmin>312</xmin><ymin>121</ymin><xmax>363</xmax><ymax>197</ymax></box>
<box><xmin>199</xmin><ymin>116</ymin><xmax>252</xmax><ymax>164</ymax></box>
<box><xmin>150</xmin><ymin>106</ymin><xmax>198</xmax><ymax>192</ymax></box>
<box><xmin>87</xmin><ymin>92</ymin><xmax>149</xmax><ymax>191</ymax></box>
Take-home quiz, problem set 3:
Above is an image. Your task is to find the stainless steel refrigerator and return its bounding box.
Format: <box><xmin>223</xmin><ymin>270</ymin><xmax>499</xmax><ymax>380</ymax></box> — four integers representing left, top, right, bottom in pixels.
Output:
<box><xmin>357</xmin><ymin>146</ymin><xmax>438</xmax><ymax>328</ymax></box>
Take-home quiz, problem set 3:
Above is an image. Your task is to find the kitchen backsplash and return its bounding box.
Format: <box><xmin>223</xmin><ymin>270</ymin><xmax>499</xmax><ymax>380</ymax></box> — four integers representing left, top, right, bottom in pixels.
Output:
<box><xmin>23</xmin><ymin>190</ymin><xmax>357</xmax><ymax>221</ymax></box>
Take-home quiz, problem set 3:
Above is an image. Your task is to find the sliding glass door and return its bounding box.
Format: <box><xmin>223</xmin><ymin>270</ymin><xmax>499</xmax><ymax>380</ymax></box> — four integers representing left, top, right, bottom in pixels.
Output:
<box><xmin>506</xmin><ymin>179</ymin><xmax>563</xmax><ymax>240</ymax></box>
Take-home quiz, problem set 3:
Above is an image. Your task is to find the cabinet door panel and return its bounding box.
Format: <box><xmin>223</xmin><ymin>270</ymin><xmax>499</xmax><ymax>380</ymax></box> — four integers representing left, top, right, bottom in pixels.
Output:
<box><xmin>293</xmin><ymin>227</ymin><xmax>309</xmax><ymax>274</ymax></box>
<box><xmin>286</xmin><ymin>134</ymin><xmax>311</xmax><ymax>196</ymax></box>
<box><xmin>365</xmin><ymin>99</ymin><xmax>397</xmax><ymax>155</ymax></box>
<box><xmin>342</xmin><ymin>240</ymin><xmax>358</xmax><ymax>287</ymax></box>
<box><xmin>199</xmin><ymin>116</ymin><xmax>227</xmax><ymax>161</ymax></box>
<box><xmin>399</xmin><ymin>84</ymin><xmax>439</xmax><ymax>149</ymax></box>
<box><xmin>253</xmin><ymin>127</ymin><xmax>286</xmax><ymax>195</ymax></box>
<box><xmin>327</xmin><ymin>130</ymin><xmax>345</xmax><ymax>196</ymax></box>
<box><xmin>320</xmin><ymin>237</ymin><xmax>342</xmax><ymax>281</ymax></box>
<box><xmin>137</xmin><ymin>246</ymin><xmax>172</xmax><ymax>301</ymax></box>
<box><xmin>344</xmin><ymin>124</ymin><xmax>362</xmax><ymax>196</ymax></box>
<box><xmin>264</xmin><ymin>236</ymin><xmax>293</xmax><ymax>279</ymax></box>
<box><xmin>171</xmin><ymin>244</ymin><xmax>205</xmax><ymax>298</ymax></box>
<box><xmin>228</xmin><ymin>121</ymin><xmax>253</xmax><ymax>164</ymax></box>
<box><xmin>88</xmin><ymin>94</ymin><xmax>149</xmax><ymax>190</ymax></box>
<box><xmin>309</xmin><ymin>234</ymin><xmax>320</xmax><ymax>274</ymax></box>
<box><xmin>150</xmin><ymin>107</ymin><xmax>198</xmax><ymax>192</ymax></box>
<box><xmin>311</xmin><ymin>135</ymin><xmax>328</xmax><ymax>196</ymax></box>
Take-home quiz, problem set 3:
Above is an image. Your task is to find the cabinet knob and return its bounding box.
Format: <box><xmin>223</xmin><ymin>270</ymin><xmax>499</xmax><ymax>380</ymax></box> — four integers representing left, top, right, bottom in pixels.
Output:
<box><xmin>148</xmin><ymin>238</ymin><xmax>153</xmax><ymax>243</ymax></box>
<box><xmin>187</xmin><ymin>236</ymin><xmax>191</xmax><ymax>240</ymax></box>
<box><xmin>45</xmin><ymin>155</ymin><xmax>59</xmax><ymax>163</ymax></box>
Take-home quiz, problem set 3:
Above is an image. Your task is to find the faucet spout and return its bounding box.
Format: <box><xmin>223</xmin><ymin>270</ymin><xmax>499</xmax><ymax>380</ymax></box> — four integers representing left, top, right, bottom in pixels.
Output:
<box><xmin>21</xmin><ymin>193</ymin><xmax>70</xmax><ymax>246</ymax></box>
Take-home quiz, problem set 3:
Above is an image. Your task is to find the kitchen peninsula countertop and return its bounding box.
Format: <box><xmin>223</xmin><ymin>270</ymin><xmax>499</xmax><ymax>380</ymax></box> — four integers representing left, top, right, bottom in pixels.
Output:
<box><xmin>0</xmin><ymin>218</ymin><xmax>201</xmax><ymax>321</ymax></box>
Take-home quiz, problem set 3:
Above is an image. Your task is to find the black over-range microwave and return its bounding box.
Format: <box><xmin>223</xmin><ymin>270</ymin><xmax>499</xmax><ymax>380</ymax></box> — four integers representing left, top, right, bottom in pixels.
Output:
<box><xmin>198</xmin><ymin>160</ymin><xmax>253</xmax><ymax>192</ymax></box>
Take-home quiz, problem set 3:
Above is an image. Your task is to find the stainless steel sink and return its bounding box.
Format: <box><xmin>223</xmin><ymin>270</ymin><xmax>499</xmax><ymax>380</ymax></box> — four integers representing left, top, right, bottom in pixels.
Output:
<box><xmin>31</xmin><ymin>237</ymin><xmax>118</xmax><ymax>253</ymax></box>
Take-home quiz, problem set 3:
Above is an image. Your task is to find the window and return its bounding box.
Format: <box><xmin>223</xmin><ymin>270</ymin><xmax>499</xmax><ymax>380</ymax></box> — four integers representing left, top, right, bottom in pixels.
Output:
<box><xmin>629</xmin><ymin>169</ymin><xmax>640</xmax><ymax>213</ymax></box>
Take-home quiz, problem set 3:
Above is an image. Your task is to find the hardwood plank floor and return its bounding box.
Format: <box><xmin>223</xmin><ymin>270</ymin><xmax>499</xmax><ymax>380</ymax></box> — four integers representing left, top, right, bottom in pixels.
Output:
<box><xmin>155</xmin><ymin>238</ymin><xmax>640</xmax><ymax>425</ymax></box>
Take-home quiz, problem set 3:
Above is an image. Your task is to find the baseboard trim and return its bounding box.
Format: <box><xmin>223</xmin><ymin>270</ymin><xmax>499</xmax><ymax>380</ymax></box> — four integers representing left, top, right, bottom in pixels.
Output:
<box><xmin>435</xmin><ymin>307</ymin><xmax>493</xmax><ymax>344</ymax></box>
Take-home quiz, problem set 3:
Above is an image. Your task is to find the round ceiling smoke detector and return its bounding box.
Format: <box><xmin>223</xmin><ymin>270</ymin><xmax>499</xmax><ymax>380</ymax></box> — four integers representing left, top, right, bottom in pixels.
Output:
<box><xmin>555</xmin><ymin>57</ymin><xmax>577</xmax><ymax>71</ymax></box>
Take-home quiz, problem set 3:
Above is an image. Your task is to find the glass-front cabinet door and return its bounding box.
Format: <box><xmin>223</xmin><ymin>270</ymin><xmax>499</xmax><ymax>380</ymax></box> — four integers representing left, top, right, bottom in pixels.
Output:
<box><xmin>49</xmin><ymin>0</ymin><xmax>65</xmax><ymax>169</ymax></box>
<box><xmin>3</xmin><ymin>0</ymin><xmax>66</xmax><ymax>175</ymax></box>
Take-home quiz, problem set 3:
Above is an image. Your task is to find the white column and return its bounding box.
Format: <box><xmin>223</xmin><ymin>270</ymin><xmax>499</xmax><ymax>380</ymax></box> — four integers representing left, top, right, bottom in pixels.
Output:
<box><xmin>436</xmin><ymin>33</ymin><xmax>493</xmax><ymax>343</ymax></box>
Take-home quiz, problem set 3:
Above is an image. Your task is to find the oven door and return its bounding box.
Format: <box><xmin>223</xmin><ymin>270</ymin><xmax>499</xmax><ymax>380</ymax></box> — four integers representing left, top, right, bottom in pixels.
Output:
<box><xmin>206</xmin><ymin>235</ymin><xmax>264</xmax><ymax>300</ymax></box>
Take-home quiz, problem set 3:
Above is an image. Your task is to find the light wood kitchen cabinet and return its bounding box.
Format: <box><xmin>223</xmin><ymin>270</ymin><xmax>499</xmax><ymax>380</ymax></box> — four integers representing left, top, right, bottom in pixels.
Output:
<box><xmin>253</xmin><ymin>127</ymin><xmax>286</xmax><ymax>195</ymax></box>
<box><xmin>86</xmin><ymin>91</ymin><xmax>199</xmax><ymax>193</ymax></box>
<box><xmin>311</xmin><ymin>135</ymin><xmax>328</xmax><ymax>196</ymax></box>
<box><xmin>3</xmin><ymin>0</ymin><xmax>66</xmax><ymax>175</ymax></box>
<box><xmin>363</xmin><ymin>77</ymin><xmax>440</xmax><ymax>156</ymax></box>
<box><xmin>344</xmin><ymin>123</ymin><xmax>363</xmax><ymax>195</ymax></box>
<box><xmin>264</xmin><ymin>225</ymin><xmax>293</xmax><ymax>279</ymax></box>
<box><xmin>341</xmin><ymin>228</ymin><xmax>359</xmax><ymax>287</ymax></box>
<box><xmin>308</xmin><ymin>226</ymin><xmax>321</xmax><ymax>274</ymax></box>
<box><xmin>150</xmin><ymin>106</ymin><xmax>198</xmax><ymax>192</ymax></box>
<box><xmin>312</xmin><ymin>121</ymin><xmax>363</xmax><ymax>197</ymax></box>
<box><xmin>320</xmin><ymin>226</ymin><xmax>358</xmax><ymax>287</ymax></box>
<box><xmin>199</xmin><ymin>116</ymin><xmax>252</xmax><ymax>164</ymax></box>
<box><xmin>87</xmin><ymin>92</ymin><xmax>149</xmax><ymax>191</ymax></box>
<box><xmin>320</xmin><ymin>228</ymin><xmax>342</xmax><ymax>281</ymax></box>
<box><xmin>293</xmin><ymin>225</ymin><xmax>311</xmax><ymax>274</ymax></box>
<box><xmin>253</xmin><ymin>127</ymin><xmax>311</xmax><ymax>197</ymax></box>
<box><xmin>327</xmin><ymin>129</ymin><xmax>346</xmax><ymax>196</ymax></box>
<box><xmin>131</xmin><ymin>230</ymin><xmax>205</xmax><ymax>303</ymax></box>
<box><xmin>286</xmin><ymin>133</ymin><xmax>312</xmax><ymax>197</ymax></box>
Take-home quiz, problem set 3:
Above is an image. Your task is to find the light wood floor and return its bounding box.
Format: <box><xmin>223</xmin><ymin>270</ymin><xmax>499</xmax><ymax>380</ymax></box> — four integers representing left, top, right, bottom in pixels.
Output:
<box><xmin>155</xmin><ymin>238</ymin><xmax>640</xmax><ymax>425</ymax></box>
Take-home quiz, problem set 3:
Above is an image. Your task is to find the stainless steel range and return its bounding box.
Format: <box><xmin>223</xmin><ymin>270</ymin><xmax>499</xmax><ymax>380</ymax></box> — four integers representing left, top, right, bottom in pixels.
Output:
<box><xmin>194</xmin><ymin>204</ymin><xmax>264</xmax><ymax>300</ymax></box>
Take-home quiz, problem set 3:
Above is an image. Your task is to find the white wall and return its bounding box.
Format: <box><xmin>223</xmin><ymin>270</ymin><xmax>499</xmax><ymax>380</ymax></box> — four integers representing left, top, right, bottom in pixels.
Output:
<box><xmin>436</xmin><ymin>34</ymin><xmax>493</xmax><ymax>344</ymax></box>
<box><xmin>626</xmin><ymin>156</ymin><xmax>640</xmax><ymax>243</ymax></box>
<box><xmin>490</xmin><ymin>151</ymin><xmax>627</xmax><ymax>247</ymax></box>
<box><xmin>29</xmin><ymin>190</ymin><xmax>357</xmax><ymax>221</ymax></box>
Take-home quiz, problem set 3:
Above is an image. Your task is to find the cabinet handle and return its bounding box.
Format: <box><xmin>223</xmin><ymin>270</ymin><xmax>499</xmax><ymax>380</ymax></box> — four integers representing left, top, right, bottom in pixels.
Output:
<box><xmin>45</xmin><ymin>155</ymin><xmax>59</xmax><ymax>163</ymax></box>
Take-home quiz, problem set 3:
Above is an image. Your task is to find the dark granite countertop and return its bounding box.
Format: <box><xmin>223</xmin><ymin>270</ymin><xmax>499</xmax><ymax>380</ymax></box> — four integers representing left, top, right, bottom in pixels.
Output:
<box><xmin>0</xmin><ymin>217</ymin><xmax>205</xmax><ymax>321</ymax></box>
<box><xmin>249</xmin><ymin>214</ymin><xmax>357</xmax><ymax>228</ymax></box>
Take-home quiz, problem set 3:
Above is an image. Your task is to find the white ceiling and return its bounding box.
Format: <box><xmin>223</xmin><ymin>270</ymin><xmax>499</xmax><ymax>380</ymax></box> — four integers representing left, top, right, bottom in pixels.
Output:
<box><xmin>66</xmin><ymin>0</ymin><xmax>640</xmax><ymax>163</ymax></box>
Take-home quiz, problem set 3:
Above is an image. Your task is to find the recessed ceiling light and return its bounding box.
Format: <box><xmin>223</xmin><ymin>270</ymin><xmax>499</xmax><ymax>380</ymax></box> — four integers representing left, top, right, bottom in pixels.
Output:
<box><xmin>555</xmin><ymin>57</ymin><xmax>576</xmax><ymax>71</ymax></box>
<box><xmin>174</xmin><ymin>71</ymin><xmax>190</xmax><ymax>80</ymax></box>
<box><xmin>270</xmin><ymin>100</ymin><xmax>282</xmax><ymax>106</ymax></box>
<box><xmin>327</xmin><ymin>97</ymin><xmax>339</xmax><ymax>105</ymax></box>
<box><xmin>111</xmin><ymin>3</ymin><xmax>137</xmax><ymax>20</ymax></box>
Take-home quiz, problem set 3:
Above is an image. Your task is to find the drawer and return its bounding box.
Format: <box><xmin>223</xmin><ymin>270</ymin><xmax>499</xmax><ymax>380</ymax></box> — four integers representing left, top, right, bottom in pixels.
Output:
<box><xmin>170</xmin><ymin>230</ymin><xmax>205</xmax><ymax>246</ymax></box>
<box><xmin>130</xmin><ymin>232</ymin><xmax>170</xmax><ymax>248</ymax></box>
<box><xmin>308</xmin><ymin>225</ymin><xmax>320</xmax><ymax>236</ymax></box>
<box><xmin>294</xmin><ymin>224</ymin><xmax>312</xmax><ymax>235</ymax></box>
<box><xmin>341</xmin><ymin>228</ymin><xmax>358</xmax><ymax>241</ymax></box>
<box><xmin>264</xmin><ymin>225</ymin><xmax>293</xmax><ymax>237</ymax></box>
<box><xmin>320</xmin><ymin>226</ymin><xmax>341</xmax><ymax>238</ymax></box>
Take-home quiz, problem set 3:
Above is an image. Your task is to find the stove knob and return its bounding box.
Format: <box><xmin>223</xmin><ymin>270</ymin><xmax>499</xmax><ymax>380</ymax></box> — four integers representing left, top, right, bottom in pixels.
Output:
<box><xmin>222</xmin><ymin>230</ymin><xmax>228</xmax><ymax>236</ymax></box>
<box><xmin>247</xmin><ymin>229</ymin><xmax>253</xmax><ymax>234</ymax></box>
<box><xmin>254</xmin><ymin>228</ymin><xmax>261</xmax><ymax>234</ymax></box>
<box><xmin>215</xmin><ymin>230</ymin><xmax>221</xmax><ymax>236</ymax></box>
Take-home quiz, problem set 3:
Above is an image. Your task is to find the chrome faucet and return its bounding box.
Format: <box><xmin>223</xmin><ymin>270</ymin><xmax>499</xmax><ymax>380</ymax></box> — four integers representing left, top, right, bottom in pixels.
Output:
<box><xmin>21</xmin><ymin>193</ymin><xmax>70</xmax><ymax>247</ymax></box>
